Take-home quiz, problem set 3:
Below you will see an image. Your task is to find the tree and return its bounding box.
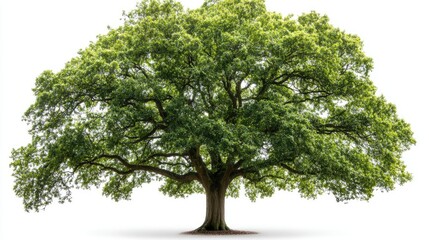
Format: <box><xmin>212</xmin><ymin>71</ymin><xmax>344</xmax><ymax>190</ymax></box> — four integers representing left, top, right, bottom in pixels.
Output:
<box><xmin>11</xmin><ymin>0</ymin><xmax>414</xmax><ymax>232</ymax></box>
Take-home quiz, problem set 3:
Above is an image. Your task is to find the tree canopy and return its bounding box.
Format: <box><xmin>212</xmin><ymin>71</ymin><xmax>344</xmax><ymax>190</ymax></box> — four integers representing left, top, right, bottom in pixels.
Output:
<box><xmin>11</xmin><ymin>0</ymin><xmax>414</xmax><ymax>231</ymax></box>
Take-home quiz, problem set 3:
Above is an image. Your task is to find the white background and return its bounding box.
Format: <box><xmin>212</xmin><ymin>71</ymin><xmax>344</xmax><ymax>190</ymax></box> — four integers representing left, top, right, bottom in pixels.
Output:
<box><xmin>1</xmin><ymin>0</ymin><xmax>428</xmax><ymax>239</ymax></box>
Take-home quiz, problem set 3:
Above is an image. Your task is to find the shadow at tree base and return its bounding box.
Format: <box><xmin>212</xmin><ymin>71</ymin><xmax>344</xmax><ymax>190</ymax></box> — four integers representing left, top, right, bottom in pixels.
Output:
<box><xmin>93</xmin><ymin>227</ymin><xmax>330</xmax><ymax>239</ymax></box>
<box><xmin>182</xmin><ymin>229</ymin><xmax>258</xmax><ymax>235</ymax></box>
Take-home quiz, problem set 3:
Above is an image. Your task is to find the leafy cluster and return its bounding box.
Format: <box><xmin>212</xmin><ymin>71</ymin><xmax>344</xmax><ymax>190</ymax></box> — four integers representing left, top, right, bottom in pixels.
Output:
<box><xmin>11</xmin><ymin>0</ymin><xmax>414</xmax><ymax>211</ymax></box>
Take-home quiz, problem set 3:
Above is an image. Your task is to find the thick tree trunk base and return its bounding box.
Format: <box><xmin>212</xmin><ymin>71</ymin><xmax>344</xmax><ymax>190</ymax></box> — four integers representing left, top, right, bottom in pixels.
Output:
<box><xmin>183</xmin><ymin>229</ymin><xmax>257</xmax><ymax>235</ymax></box>
<box><xmin>184</xmin><ymin>221</ymin><xmax>256</xmax><ymax>235</ymax></box>
<box><xmin>194</xmin><ymin>223</ymin><xmax>231</xmax><ymax>232</ymax></box>
<box><xmin>190</xmin><ymin>180</ymin><xmax>258</xmax><ymax>235</ymax></box>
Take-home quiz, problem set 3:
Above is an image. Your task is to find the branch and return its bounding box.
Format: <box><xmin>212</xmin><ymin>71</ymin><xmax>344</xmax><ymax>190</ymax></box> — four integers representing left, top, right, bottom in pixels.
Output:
<box><xmin>104</xmin><ymin>154</ymin><xmax>199</xmax><ymax>183</ymax></box>
<box><xmin>279</xmin><ymin>163</ymin><xmax>308</xmax><ymax>175</ymax></box>
<box><xmin>145</xmin><ymin>152</ymin><xmax>186</xmax><ymax>161</ymax></box>
<box><xmin>75</xmin><ymin>154</ymin><xmax>200</xmax><ymax>184</ymax></box>
<box><xmin>230</xmin><ymin>159</ymin><xmax>314</xmax><ymax>181</ymax></box>
<box><xmin>255</xmin><ymin>79</ymin><xmax>270</xmax><ymax>100</ymax></box>
<box><xmin>233</xmin><ymin>159</ymin><xmax>246</xmax><ymax>169</ymax></box>
<box><xmin>154</xmin><ymin>160</ymin><xmax>190</xmax><ymax>168</ymax></box>
<box><xmin>243</xmin><ymin>173</ymin><xmax>287</xmax><ymax>183</ymax></box>
<box><xmin>314</xmin><ymin>123</ymin><xmax>358</xmax><ymax>136</ymax></box>
<box><xmin>117</xmin><ymin>96</ymin><xmax>169</xmax><ymax>121</ymax></box>
<box><xmin>154</xmin><ymin>99</ymin><xmax>168</xmax><ymax>120</ymax></box>
<box><xmin>221</xmin><ymin>77</ymin><xmax>237</xmax><ymax>110</ymax></box>
<box><xmin>209</xmin><ymin>150</ymin><xmax>222</xmax><ymax>171</ymax></box>
<box><xmin>133</xmin><ymin>63</ymin><xmax>151</xmax><ymax>80</ymax></box>
<box><xmin>235</xmin><ymin>79</ymin><xmax>243</xmax><ymax>108</ymax></box>
<box><xmin>314</xmin><ymin>123</ymin><xmax>370</xmax><ymax>143</ymax></box>
<box><xmin>188</xmin><ymin>147</ymin><xmax>211</xmax><ymax>186</ymax></box>
<box><xmin>78</xmin><ymin>161</ymin><xmax>134</xmax><ymax>175</ymax></box>
<box><xmin>271</xmin><ymin>72</ymin><xmax>291</xmax><ymax>85</ymax></box>
<box><xmin>124</xmin><ymin>125</ymin><xmax>160</xmax><ymax>144</ymax></box>
<box><xmin>133</xmin><ymin>164</ymin><xmax>200</xmax><ymax>183</ymax></box>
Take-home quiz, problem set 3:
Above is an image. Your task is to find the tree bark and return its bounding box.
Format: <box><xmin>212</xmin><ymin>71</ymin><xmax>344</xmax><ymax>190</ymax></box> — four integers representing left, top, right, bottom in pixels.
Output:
<box><xmin>195</xmin><ymin>183</ymin><xmax>230</xmax><ymax>231</ymax></box>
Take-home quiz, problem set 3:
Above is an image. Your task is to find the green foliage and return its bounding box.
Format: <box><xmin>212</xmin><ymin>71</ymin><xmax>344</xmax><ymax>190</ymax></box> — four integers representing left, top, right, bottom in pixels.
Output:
<box><xmin>11</xmin><ymin>0</ymin><xmax>414</xmax><ymax>211</ymax></box>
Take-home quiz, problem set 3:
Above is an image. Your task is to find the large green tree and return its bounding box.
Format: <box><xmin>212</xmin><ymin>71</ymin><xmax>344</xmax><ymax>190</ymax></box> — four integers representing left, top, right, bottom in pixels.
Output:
<box><xmin>11</xmin><ymin>0</ymin><xmax>414</xmax><ymax>232</ymax></box>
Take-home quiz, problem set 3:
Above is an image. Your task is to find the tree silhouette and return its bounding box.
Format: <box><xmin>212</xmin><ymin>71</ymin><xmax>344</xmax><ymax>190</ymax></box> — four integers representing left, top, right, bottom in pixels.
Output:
<box><xmin>11</xmin><ymin>0</ymin><xmax>414</xmax><ymax>232</ymax></box>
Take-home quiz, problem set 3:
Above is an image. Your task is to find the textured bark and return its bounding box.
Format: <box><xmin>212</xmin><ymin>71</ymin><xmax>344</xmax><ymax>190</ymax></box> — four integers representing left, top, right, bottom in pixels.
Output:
<box><xmin>195</xmin><ymin>183</ymin><xmax>230</xmax><ymax>231</ymax></box>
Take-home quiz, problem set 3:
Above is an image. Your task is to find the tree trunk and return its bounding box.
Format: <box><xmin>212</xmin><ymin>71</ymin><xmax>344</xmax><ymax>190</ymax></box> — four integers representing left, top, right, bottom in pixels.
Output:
<box><xmin>195</xmin><ymin>183</ymin><xmax>230</xmax><ymax>231</ymax></box>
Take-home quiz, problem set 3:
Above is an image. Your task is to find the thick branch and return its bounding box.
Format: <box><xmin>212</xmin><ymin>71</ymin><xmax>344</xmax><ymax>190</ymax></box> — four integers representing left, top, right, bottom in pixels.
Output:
<box><xmin>124</xmin><ymin>123</ymin><xmax>164</xmax><ymax>144</ymax></box>
<box><xmin>154</xmin><ymin>99</ymin><xmax>168</xmax><ymax>120</ymax></box>
<box><xmin>133</xmin><ymin>164</ymin><xmax>200</xmax><ymax>183</ymax></box>
<box><xmin>221</xmin><ymin>77</ymin><xmax>237</xmax><ymax>110</ymax></box>
<box><xmin>235</xmin><ymin>79</ymin><xmax>243</xmax><ymax>108</ymax></box>
<box><xmin>189</xmin><ymin>147</ymin><xmax>211</xmax><ymax>186</ymax></box>
<box><xmin>76</xmin><ymin>154</ymin><xmax>200</xmax><ymax>183</ymax></box>
<box><xmin>145</xmin><ymin>152</ymin><xmax>185</xmax><ymax>161</ymax></box>
<box><xmin>77</xmin><ymin>161</ymin><xmax>134</xmax><ymax>175</ymax></box>
<box><xmin>209</xmin><ymin>150</ymin><xmax>222</xmax><ymax>171</ymax></box>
